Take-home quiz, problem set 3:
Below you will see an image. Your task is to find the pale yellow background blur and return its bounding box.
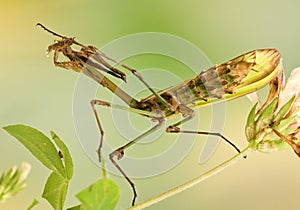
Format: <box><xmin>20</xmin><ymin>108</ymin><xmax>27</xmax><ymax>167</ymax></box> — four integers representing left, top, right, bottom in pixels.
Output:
<box><xmin>1</xmin><ymin>1</ymin><xmax>300</xmax><ymax>210</ymax></box>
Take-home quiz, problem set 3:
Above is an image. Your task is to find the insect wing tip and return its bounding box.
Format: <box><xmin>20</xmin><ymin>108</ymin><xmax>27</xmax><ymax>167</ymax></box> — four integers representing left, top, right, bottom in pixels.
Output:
<box><xmin>122</xmin><ymin>76</ymin><xmax>127</xmax><ymax>83</ymax></box>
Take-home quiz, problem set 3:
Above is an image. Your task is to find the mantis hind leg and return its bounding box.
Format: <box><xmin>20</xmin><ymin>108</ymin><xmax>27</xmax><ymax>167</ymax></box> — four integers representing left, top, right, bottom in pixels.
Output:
<box><xmin>90</xmin><ymin>99</ymin><xmax>161</xmax><ymax>160</ymax></box>
<box><xmin>109</xmin><ymin>120</ymin><xmax>164</xmax><ymax>206</ymax></box>
<box><xmin>166</xmin><ymin>116</ymin><xmax>243</xmax><ymax>155</ymax></box>
<box><xmin>91</xmin><ymin>99</ymin><xmax>165</xmax><ymax>206</ymax></box>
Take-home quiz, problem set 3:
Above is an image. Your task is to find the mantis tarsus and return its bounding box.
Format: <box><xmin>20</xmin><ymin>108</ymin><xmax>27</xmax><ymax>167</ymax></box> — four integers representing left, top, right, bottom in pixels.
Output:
<box><xmin>37</xmin><ymin>23</ymin><xmax>281</xmax><ymax>206</ymax></box>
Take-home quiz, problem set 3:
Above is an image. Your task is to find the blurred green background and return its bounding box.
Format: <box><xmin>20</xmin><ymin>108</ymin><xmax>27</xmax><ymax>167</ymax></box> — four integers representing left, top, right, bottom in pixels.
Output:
<box><xmin>1</xmin><ymin>1</ymin><xmax>300</xmax><ymax>210</ymax></box>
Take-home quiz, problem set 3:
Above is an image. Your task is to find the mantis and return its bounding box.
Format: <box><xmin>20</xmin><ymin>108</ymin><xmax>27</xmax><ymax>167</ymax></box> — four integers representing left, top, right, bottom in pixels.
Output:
<box><xmin>37</xmin><ymin>23</ymin><xmax>281</xmax><ymax>206</ymax></box>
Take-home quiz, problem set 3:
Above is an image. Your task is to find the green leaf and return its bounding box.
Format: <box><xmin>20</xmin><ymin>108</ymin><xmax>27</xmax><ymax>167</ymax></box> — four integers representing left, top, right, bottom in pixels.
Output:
<box><xmin>274</xmin><ymin>95</ymin><xmax>295</xmax><ymax>123</ymax></box>
<box><xmin>3</xmin><ymin>125</ymin><xmax>65</xmax><ymax>177</ymax></box>
<box><xmin>3</xmin><ymin>125</ymin><xmax>75</xmax><ymax>210</ymax></box>
<box><xmin>67</xmin><ymin>205</ymin><xmax>84</xmax><ymax>210</ymax></box>
<box><xmin>255</xmin><ymin>98</ymin><xmax>277</xmax><ymax>130</ymax></box>
<box><xmin>42</xmin><ymin>172</ymin><xmax>68</xmax><ymax>210</ymax></box>
<box><xmin>246</xmin><ymin>103</ymin><xmax>258</xmax><ymax>127</ymax></box>
<box><xmin>50</xmin><ymin>131</ymin><xmax>74</xmax><ymax>180</ymax></box>
<box><xmin>0</xmin><ymin>168</ymin><xmax>18</xmax><ymax>190</ymax></box>
<box><xmin>245</xmin><ymin>103</ymin><xmax>257</xmax><ymax>140</ymax></box>
<box><xmin>274</xmin><ymin>114</ymin><xmax>298</xmax><ymax>133</ymax></box>
<box><xmin>27</xmin><ymin>199</ymin><xmax>39</xmax><ymax>210</ymax></box>
<box><xmin>76</xmin><ymin>178</ymin><xmax>119</xmax><ymax>210</ymax></box>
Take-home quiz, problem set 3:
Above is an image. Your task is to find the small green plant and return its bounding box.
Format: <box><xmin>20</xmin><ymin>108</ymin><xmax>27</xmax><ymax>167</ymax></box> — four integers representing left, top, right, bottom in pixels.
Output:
<box><xmin>3</xmin><ymin>125</ymin><xmax>119</xmax><ymax>210</ymax></box>
<box><xmin>0</xmin><ymin>162</ymin><xmax>31</xmax><ymax>203</ymax></box>
<box><xmin>246</xmin><ymin>67</ymin><xmax>300</xmax><ymax>156</ymax></box>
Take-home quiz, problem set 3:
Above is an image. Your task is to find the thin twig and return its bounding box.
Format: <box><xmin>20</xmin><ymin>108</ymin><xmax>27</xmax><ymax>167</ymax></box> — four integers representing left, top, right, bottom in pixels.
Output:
<box><xmin>128</xmin><ymin>145</ymin><xmax>252</xmax><ymax>210</ymax></box>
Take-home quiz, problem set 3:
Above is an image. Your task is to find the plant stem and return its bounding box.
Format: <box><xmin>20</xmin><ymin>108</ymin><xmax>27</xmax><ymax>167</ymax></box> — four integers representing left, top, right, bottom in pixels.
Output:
<box><xmin>128</xmin><ymin>145</ymin><xmax>252</xmax><ymax>210</ymax></box>
<box><xmin>101</xmin><ymin>156</ymin><xmax>107</xmax><ymax>179</ymax></box>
